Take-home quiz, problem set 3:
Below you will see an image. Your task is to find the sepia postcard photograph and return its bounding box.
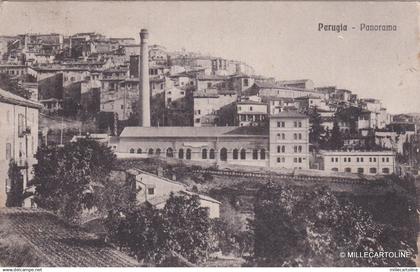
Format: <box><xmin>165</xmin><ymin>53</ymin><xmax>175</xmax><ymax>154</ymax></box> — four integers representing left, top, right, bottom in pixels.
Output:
<box><xmin>0</xmin><ymin>1</ymin><xmax>419</xmax><ymax>270</ymax></box>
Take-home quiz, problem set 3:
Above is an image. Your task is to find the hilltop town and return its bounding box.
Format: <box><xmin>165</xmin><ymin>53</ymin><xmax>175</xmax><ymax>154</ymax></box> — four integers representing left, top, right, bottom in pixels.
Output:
<box><xmin>0</xmin><ymin>30</ymin><xmax>419</xmax><ymax>267</ymax></box>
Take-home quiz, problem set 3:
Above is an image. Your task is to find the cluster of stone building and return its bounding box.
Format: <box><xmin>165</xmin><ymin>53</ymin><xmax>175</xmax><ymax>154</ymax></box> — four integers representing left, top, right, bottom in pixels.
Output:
<box><xmin>0</xmin><ymin>29</ymin><xmax>417</xmax><ymax>209</ymax></box>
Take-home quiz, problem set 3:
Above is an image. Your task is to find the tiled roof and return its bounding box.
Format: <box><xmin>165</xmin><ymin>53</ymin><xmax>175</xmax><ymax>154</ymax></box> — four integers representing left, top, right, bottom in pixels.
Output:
<box><xmin>0</xmin><ymin>208</ymin><xmax>139</xmax><ymax>267</ymax></box>
<box><xmin>0</xmin><ymin>88</ymin><xmax>42</xmax><ymax>109</ymax></box>
<box><xmin>120</xmin><ymin>126</ymin><xmax>268</xmax><ymax>138</ymax></box>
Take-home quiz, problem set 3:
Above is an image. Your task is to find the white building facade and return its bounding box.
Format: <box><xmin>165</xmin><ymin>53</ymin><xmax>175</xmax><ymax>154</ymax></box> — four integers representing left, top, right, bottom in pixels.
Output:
<box><xmin>0</xmin><ymin>88</ymin><xmax>41</xmax><ymax>207</ymax></box>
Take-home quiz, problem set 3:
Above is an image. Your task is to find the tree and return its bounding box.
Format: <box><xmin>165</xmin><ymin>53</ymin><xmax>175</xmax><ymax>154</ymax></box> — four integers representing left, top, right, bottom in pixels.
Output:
<box><xmin>249</xmin><ymin>183</ymin><xmax>416</xmax><ymax>267</ymax></box>
<box><xmin>6</xmin><ymin>160</ymin><xmax>24</xmax><ymax>207</ymax></box>
<box><xmin>328</xmin><ymin>121</ymin><xmax>344</xmax><ymax>150</ymax></box>
<box><xmin>105</xmin><ymin>193</ymin><xmax>212</xmax><ymax>265</ymax></box>
<box><xmin>0</xmin><ymin>73</ymin><xmax>31</xmax><ymax>99</ymax></box>
<box><xmin>32</xmin><ymin>139</ymin><xmax>116</xmax><ymax>223</ymax></box>
<box><xmin>162</xmin><ymin>193</ymin><xmax>211</xmax><ymax>263</ymax></box>
<box><xmin>308</xmin><ymin>107</ymin><xmax>324</xmax><ymax>145</ymax></box>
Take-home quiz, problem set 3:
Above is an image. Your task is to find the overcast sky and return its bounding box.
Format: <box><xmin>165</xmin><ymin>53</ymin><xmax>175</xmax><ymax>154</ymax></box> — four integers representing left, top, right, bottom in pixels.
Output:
<box><xmin>0</xmin><ymin>1</ymin><xmax>418</xmax><ymax>114</ymax></box>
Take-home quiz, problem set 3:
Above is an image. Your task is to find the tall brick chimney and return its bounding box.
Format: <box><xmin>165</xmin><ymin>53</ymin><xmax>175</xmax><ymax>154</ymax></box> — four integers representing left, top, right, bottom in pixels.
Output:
<box><xmin>139</xmin><ymin>29</ymin><xmax>150</xmax><ymax>127</ymax></box>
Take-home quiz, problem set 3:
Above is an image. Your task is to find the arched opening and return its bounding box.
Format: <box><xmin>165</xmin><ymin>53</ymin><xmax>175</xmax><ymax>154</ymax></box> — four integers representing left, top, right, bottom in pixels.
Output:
<box><xmin>240</xmin><ymin>149</ymin><xmax>246</xmax><ymax>160</ymax></box>
<box><xmin>252</xmin><ymin>149</ymin><xmax>258</xmax><ymax>160</ymax></box>
<box><xmin>202</xmin><ymin>149</ymin><xmax>208</xmax><ymax>159</ymax></box>
<box><xmin>369</xmin><ymin>167</ymin><xmax>377</xmax><ymax>174</ymax></box>
<box><xmin>129</xmin><ymin>148</ymin><xmax>135</xmax><ymax>154</ymax></box>
<box><xmin>148</xmin><ymin>148</ymin><xmax>154</xmax><ymax>155</ymax></box>
<box><xmin>209</xmin><ymin>149</ymin><xmax>215</xmax><ymax>159</ymax></box>
<box><xmin>166</xmin><ymin>148</ymin><xmax>173</xmax><ymax>158</ymax></box>
<box><xmin>220</xmin><ymin>148</ymin><xmax>227</xmax><ymax>161</ymax></box>
<box><xmin>178</xmin><ymin>148</ymin><xmax>184</xmax><ymax>159</ymax></box>
<box><xmin>233</xmin><ymin>149</ymin><xmax>239</xmax><ymax>160</ymax></box>
<box><xmin>156</xmin><ymin>148</ymin><xmax>161</xmax><ymax>156</ymax></box>
<box><xmin>137</xmin><ymin>148</ymin><xmax>142</xmax><ymax>154</ymax></box>
<box><xmin>260</xmin><ymin>149</ymin><xmax>266</xmax><ymax>160</ymax></box>
<box><xmin>186</xmin><ymin>149</ymin><xmax>192</xmax><ymax>160</ymax></box>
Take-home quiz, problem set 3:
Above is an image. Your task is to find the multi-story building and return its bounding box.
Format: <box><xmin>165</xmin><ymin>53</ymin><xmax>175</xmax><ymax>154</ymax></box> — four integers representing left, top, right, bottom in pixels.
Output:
<box><xmin>269</xmin><ymin>112</ymin><xmax>310</xmax><ymax>169</ymax></box>
<box><xmin>193</xmin><ymin>89</ymin><xmax>237</xmax><ymax>127</ymax></box>
<box><xmin>236</xmin><ymin>100</ymin><xmax>267</xmax><ymax>127</ymax></box>
<box><xmin>0</xmin><ymin>88</ymin><xmax>41</xmax><ymax>207</ymax></box>
<box><xmin>319</xmin><ymin>150</ymin><xmax>395</xmax><ymax>175</ymax></box>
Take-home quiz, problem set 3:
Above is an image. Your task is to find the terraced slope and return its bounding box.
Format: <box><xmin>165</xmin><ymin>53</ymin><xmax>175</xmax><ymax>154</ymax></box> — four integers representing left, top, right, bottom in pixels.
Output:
<box><xmin>0</xmin><ymin>208</ymin><xmax>138</xmax><ymax>267</ymax></box>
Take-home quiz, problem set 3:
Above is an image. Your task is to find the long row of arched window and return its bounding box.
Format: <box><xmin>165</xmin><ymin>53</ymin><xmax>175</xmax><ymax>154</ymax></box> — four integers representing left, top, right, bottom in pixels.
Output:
<box><xmin>128</xmin><ymin>147</ymin><xmax>267</xmax><ymax>161</ymax></box>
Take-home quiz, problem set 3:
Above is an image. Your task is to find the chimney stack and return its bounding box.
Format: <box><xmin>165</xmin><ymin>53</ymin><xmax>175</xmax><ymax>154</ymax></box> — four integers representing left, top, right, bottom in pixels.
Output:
<box><xmin>139</xmin><ymin>29</ymin><xmax>150</xmax><ymax>127</ymax></box>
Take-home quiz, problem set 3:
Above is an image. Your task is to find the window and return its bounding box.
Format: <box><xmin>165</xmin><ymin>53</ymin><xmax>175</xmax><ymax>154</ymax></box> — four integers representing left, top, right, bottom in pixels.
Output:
<box><xmin>357</xmin><ymin>158</ymin><xmax>360</xmax><ymax>162</ymax></box>
<box><xmin>195</xmin><ymin>118</ymin><xmax>200</xmax><ymax>123</ymax></box>
<box><xmin>277</xmin><ymin>121</ymin><xmax>285</xmax><ymax>127</ymax></box>
<box><xmin>348</xmin><ymin>157</ymin><xmax>351</xmax><ymax>162</ymax></box>
<box><xmin>369</xmin><ymin>168</ymin><xmax>377</xmax><ymax>174</ymax></box>
<box><xmin>361</xmin><ymin>158</ymin><xmax>364</xmax><ymax>162</ymax></box>
<box><xmin>148</xmin><ymin>148</ymin><xmax>154</xmax><ymax>155</ymax></box>
<box><xmin>332</xmin><ymin>168</ymin><xmax>338</xmax><ymax>171</ymax></box>
<box><xmin>18</xmin><ymin>114</ymin><xmax>25</xmax><ymax>137</ymax></box>
<box><xmin>369</xmin><ymin>158</ymin><xmax>372</xmax><ymax>162</ymax></box>
<box><xmin>6</xmin><ymin>143</ymin><xmax>11</xmax><ymax>160</ymax></box>
<box><xmin>294</xmin><ymin>121</ymin><xmax>297</xmax><ymax>127</ymax></box>
<box><xmin>386</xmin><ymin>157</ymin><xmax>390</xmax><ymax>162</ymax></box>
<box><xmin>129</xmin><ymin>148</ymin><xmax>135</xmax><ymax>153</ymax></box>
<box><xmin>137</xmin><ymin>148</ymin><xmax>142</xmax><ymax>154</ymax></box>
<box><xmin>244</xmin><ymin>78</ymin><xmax>249</xmax><ymax>87</ymax></box>
<box><xmin>282</xmin><ymin>133</ymin><xmax>285</xmax><ymax>140</ymax></box>
<box><xmin>282</xmin><ymin>146</ymin><xmax>285</xmax><ymax>153</ymax></box>
<box><xmin>240</xmin><ymin>149</ymin><xmax>246</xmax><ymax>160</ymax></box>
<box><xmin>252</xmin><ymin>149</ymin><xmax>258</xmax><ymax>160</ymax></box>
<box><xmin>382</xmin><ymin>158</ymin><xmax>385</xmax><ymax>162</ymax></box>
<box><xmin>148</xmin><ymin>188</ymin><xmax>155</xmax><ymax>195</ymax></box>
<box><xmin>335</xmin><ymin>158</ymin><xmax>338</xmax><ymax>162</ymax></box>
<box><xmin>298</xmin><ymin>158</ymin><xmax>302</xmax><ymax>163</ymax></box>
<box><xmin>186</xmin><ymin>149</ymin><xmax>192</xmax><ymax>160</ymax></box>
<box><xmin>294</xmin><ymin>133</ymin><xmax>297</xmax><ymax>140</ymax></box>
<box><xmin>331</xmin><ymin>158</ymin><xmax>334</xmax><ymax>163</ymax></box>
<box><xmin>345</xmin><ymin>167</ymin><xmax>351</xmax><ymax>173</ymax></box>
<box><xmin>260</xmin><ymin>149</ymin><xmax>266</xmax><ymax>160</ymax></box>
<box><xmin>294</xmin><ymin>158</ymin><xmax>298</xmax><ymax>163</ymax></box>
<box><xmin>250</xmin><ymin>106</ymin><xmax>253</xmax><ymax>111</ymax></box>
<box><xmin>233</xmin><ymin>149</ymin><xmax>239</xmax><ymax>160</ymax></box>
<box><xmin>220</xmin><ymin>148</ymin><xmax>227</xmax><ymax>161</ymax></box>
<box><xmin>209</xmin><ymin>149</ymin><xmax>215</xmax><ymax>159</ymax></box>
<box><xmin>357</xmin><ymin>168</ymin><xmax>364</xmax><ymax>174</ymax></box>
<box><xmin>178</xmin><ymin>149</ymin><xmax>184</xmax><ymax>159</ymax></box>
<box><xmin>382</xmin><ymin>168</ymin><xmax>390</xmax><ymax>174</ymax></box>
<box><xmin>277</xmin><ymin>157</ymin><xmax>281</xmax><ymax>163</ymax></box>
<box><xmin>156</xmin><ymin>148</ymin><xmax>161</xmax><ymax>156</ymax></box>
<box><xmin>166</xmin><ymin>148</ymin><xmax>174</xmax><ymax>158</ymax></box>
<box><xmin>294</xmin><ymin>146</ymin><xmax>298</xmax><ymax>153</ymax></box>
<box><xmin>298</xmin><ymin>146</ymin><xmax>302</xmax><ymax>153</ymax></box>
<box><xmin>207</xmin><ymin>82</ymin><xmax>212</xmax><ymax>88</ymax></box>
<box><xmin>298</xmin><ymin>133</ymin><xmax>302</xmax><ymax>140</ymax></box>
<box><xmin>202</xmin><ymin>149</ymin><xmax>208</xmax><ymax>159</ymax></box>
<box><xmin>373</xmin><ymin>158</ymin><xmax>376</xmax><ymax>162</ymax></box>
<box><xmin>344</xmin><ymin>158</ymin><xmax>347</xmax><ymax>162</ymax></box>
<box><xmin>298</xmin><ymin>121</ymin><xmax>302</xmax><ymax>127</ymax></box>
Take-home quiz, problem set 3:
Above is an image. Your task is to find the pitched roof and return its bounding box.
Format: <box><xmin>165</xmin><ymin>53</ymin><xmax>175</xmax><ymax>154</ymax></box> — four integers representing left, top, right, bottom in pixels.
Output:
<box><xmin>120</xmin><ymin>126</ymin><xmax>268</xmax><ymax>138</ymax></box>
<box><xmin>0</xmin><ymin>88</ymin><xmax>42</xmax><ymax>109</ymax></box>
<box><xmin>0</xmin><ymin>208</ymin><xmax>138</xmax><ymax>267</ymax></box>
